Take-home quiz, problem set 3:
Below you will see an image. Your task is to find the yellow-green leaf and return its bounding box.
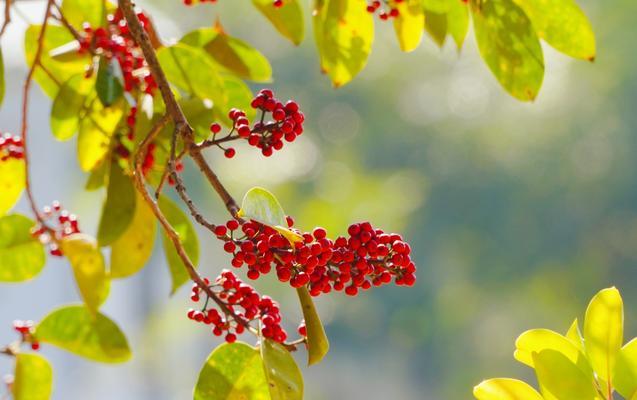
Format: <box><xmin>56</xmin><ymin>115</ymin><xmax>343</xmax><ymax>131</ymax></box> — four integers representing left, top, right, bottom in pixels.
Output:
<box><xmin>158</xmin><ymin>196</ymin><xmax>199</xmax><ymax>294</ymax></box>
<box><xmin>85</xmin><ymin>158</ymin><xmax>110</xmax><ymax>191</ymax></box>
<box><xmin>565</xmin><ymin>318</ymin><xmax>584</xmax><ymax>352</ymax></box>
<box><xmin>425</xmin><ymin>11</ymin><xmax>448</xmax><ymax>48</ymax></box>
<box><xmin>0</xmin><ymin>214</ymin><xmax>46</xmax><ymax>282</ymax></box>
<box><xmin>297</xmin><ymin>286</ymin><xmax>329</xmax><ymax>365</ymax></box>
<box><xmin>97</xmin><ymin>163</ymin><xmax>136</xmax><ymax>246</ymax></box>
<box><xmin>424</xmin><ymin>0</ymin><xmax>450</xmax><ymax>13</ymax></box>
<box><xmin>51</xmin><ymin>74</ymin><xmax>95</xmax><ymax>141</ymax></box>
<box><xmin>60</xmin><ymin>234</ymin><xmax>109</xmax><ymax>314</ymax></box>
<box><xmin>194</xmin><ymin>342</ymin><xmax>270</xmax><ymax>400</ymax></box>
<box><xmin>61</xmin><ymin>0</ymin><xmax>105</xmax><ymax>29</ymax></box>
<box><xmin>111</xmin><ymin>192</ymin><xmax>156</xmax><ymax>278</ymax></box>
<box><xmin>13</xmin><ymin>353</ymin><xmax>53</xmax><ymax>400</ymax></box>
<box><xmin>35</xmin><ymin>305</ymin><xmax>131</xmax><ymax>363</ymax></box>
<box><xmin>214</xmin><ymin>75</ymin><xmax>256</xmax><ymax>127</ymax></box>
<box><xmin>532</xmin><ymin>349</ymin><xmax>599</xmax><ymax>400</ymax></box>
<box><xmin>252</xmin><ymin>0</ymin><xmax>305</xmax><ymax>45</ymax></box>
<box><xmin>447</xmin><ymin>0</ymin><xmax>470</xmax><ymax>49</ymax></box>
<box><xmin>393</xmin><ymin>0</ymin><xmax>425</xmax><ymax>52</ymax></box>
<box><xmin>512</xmin><ymin>0</ymin><xmax>595</xmax><ymax>60</ymax></box>
<box><xmin>470</xmin><ymin>0</ymin><xmax>544</xmax><ymax>101</ymax></box>
<box><xmin>584</xmin><ymin>287</ymin><xmax>624</xmax><ymax>383</ymax></box>
<box><xmin>239</xmin><ymin>187</ymin><xmax>287</xmax><ymax>227</ymax></box>
<box><xmin>313</xmin><ymin>0</ymin><xmax>374</xmax><ymax>87</ymax></box>
<box><xmin>473</xmin><ymin>378</ymin><xmax>543</xmax><ymax>400</ymax></box>
<box><xmin>0</xmin><ymin>158</ymin><xmax>25</xmax><ymax>216</ymax></box>
<box><xmin>77</xmin><ymin>98</ymin><xmax>123</xmax><ymax>172</ymax></box>
<box><xmin>260</xmin><ymin>339</ymin><xmax>304</xmax><ymax>400</ymax></box>
<box><xmin>615</xmin><ymin>338</ymin><xmax>637</xmax><ymax>399</ymax></box>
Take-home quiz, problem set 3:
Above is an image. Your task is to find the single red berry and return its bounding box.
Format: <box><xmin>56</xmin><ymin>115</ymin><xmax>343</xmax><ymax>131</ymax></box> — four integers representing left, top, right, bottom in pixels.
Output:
<box><xmin>224</xmin><ymin>148</ymin><xmax>236</xmax><ymax>158</ymax></box>
<box><xmin>210</xmin><ymin>123</ymin><xmax>222</xmax><ymax>134</ymax></box>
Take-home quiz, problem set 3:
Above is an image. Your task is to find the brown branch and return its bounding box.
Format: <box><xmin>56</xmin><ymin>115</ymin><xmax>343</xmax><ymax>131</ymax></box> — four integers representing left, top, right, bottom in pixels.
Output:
<box><xmin>0</xmin><ymin>0</ymin><xmax>10</xmax><ymax>37</ymax></box>
<box><xmin>52</xmin><ymin>2</ymin><xmax>83</xmax><ymax>43</ymax></box>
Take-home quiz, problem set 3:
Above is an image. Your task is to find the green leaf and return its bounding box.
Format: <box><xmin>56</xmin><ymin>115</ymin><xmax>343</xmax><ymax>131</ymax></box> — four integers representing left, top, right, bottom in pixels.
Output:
<box><xmin>447</xmin><ymin>0</ymin><xmax>469</xmax><ymax>50</ymax></box>
<box><xmin>470</xmin><ymin>0</ymin><xmax>544</xmax><ymax>101</ymax></box>
<box><xmin>512</xmin><ymin>0</ymin><xmax>595</xmax><ymax>60</ymax></box>
<box><xmin>35</xmin><ymin>305</ymin><xmax>131</xmax><ymax>363</ymax></box>
<box><xmin>13</xmin><ymin>353</ymin><xmax>53</xmax><ymax>400</ymax></box>
<box><xmin>77</xmin><ymin>98</ymin><xmax>124</xmax><ymax>172</ymax></box>
<box><xmin>96</xmin><ymin>57</ymin><xmax>124</xmax><ymax>107</ymax></box>
<box><xmin>313</xmin><ymin>0</ymin><xmax>374</xmax><ymax>87</ymax></box>
<box><xmin>296</xmin><ymin>286</ymin><xmax>329</xmax><ymax>365</ymax></box>
<box><xmin>252</xmin><ymin>0</ymin><xmax>305</xmax><ymax>45</ymax></box>
<box><xmin>215</xmin><ymin>75</ymin><xmax>256</xmax><ymax>127</ymax></box>
<box><xmin>24</xmin><ymin>25</ymin><xmax>89</xmax><ymax>98</ymax></box>
<box><xmin>260</xmin><ymin>339</ymin><xmax>304</xmax><ymax>400</ymax></box>
<box><xmin>584</xmin><ymin>287</ymin><xmax>624</xmax><ymax>383</ymax></box>
<box><xmin>239</xmin><ymin>187</ymin><xmax>287</xmax><ymax>227</ymax></box>
<box><xmin>51</xmin><ymin>74</ymin><xmax>95</xmax><ymax>141</ymax></box>
<box><xmin>615</xmin><ymin>339</ymin><xmax>637</xmax><ymax>399</ymax></box>
<box><xmin>194</xmin><ymin>342</ymin><xmax>270</xmax><ymax>400</ymax></box>
<box><xmin>111</xmin><ymin>192</ymin><xmax>156</xmax><ymax>278</ymax></box>
<box><xmin>157</xmin><ymin>44</ymin><xmax>227</xmax><ymax>108</ymax></box>
<box><xmin>423</xmin><ymin>0</ymin><xmax>450</xmax><ymax>13</ymax></box>
<box><xmin>0</xmin><ymin>158</ymin><xmax>25</xmax><ymax>216</ymax></box>
<box><xmin>0</xmin><ymin>214</ymin><xmax>46</xmax><ymax>282</ymax></box>
<box><xmin>565</xmin><ymin>318</ymin><xmax>584</xmax><ymax>352</ymax></box>
<box><xmin>425</xmin><ymin>11</ymin><xmax>448</xmax><ymax>48</ymax></box>
<box><xmin>514</xmin><ymin>328</ymin><xmax>592</xmax><ymax>378</ymax></box>
<box><xmin>61</xmin><ymin>0</ymin><xmax>105</xmax><ymax>29</ymax></box>
<box><xmin>473</xmin><ymin>378</ymin><xmax>543</xmax><ymax>400</ymax></box>
<box><xmin>85</xmin><ymin>158</ymin><xmax>110</xmax><ymax>191</ymax></box>
<box><xmin>532</xmin><ymin>349</ymin><xmax>599</xmax><ymax>400</ymax></box>
<box><xmin>158</xmin><ymin>196</ymin><xmax>199</xmax><ymax>294</ymax></box>
<box><xmin>60</xmin><ymin>234</ymin><xmax>109</xmax><ymax>314</ymax></box>
<box><xmin>96</xmin><ymin>163</ymin><xmax>136</xmax><ymax>246</ymax></box>
<box><xmin>0</xmin><ymin>47</ymin><xmax>5</xmax><ymax>107</ymax></box>
<box><xmin>393</xmin><ymin>0</ymin><xmax>425</xmax><ymax>52</ymax></box>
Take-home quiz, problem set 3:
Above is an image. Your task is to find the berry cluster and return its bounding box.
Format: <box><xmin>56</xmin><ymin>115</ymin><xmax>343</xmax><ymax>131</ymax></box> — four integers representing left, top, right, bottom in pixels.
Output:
<box><xmin>12</xmin><ymin>320</ymin><xmax>40</xmax><ymax>351</ymax></box>
<box><xmin>31</xmin><ymin>202</ymin><xmax>81</xmax><ymax>257</ymax></box>
<box><xmin>79</xmin><ymin>10</ymin><xmax>157</xmax><ymax>94</ymax></box>
<box><xmin>0</xmin><ymin>133</ymin><xmax>24</xmax><ymax>161</ymax></box>
<box><xmin>366</xmin><ymin>0</ymin><xmax>402</xmax><ymax>20</ymax></box>
<box><xmin>209</xmin><ymin>89</ymin><xmax>304</xmax><ymax>158</ymax></box>
<box><xmin>215</xmin><ymin>218</ymin><xmax>416</xmax><ymax>297</ymax></box>
<box><xmin>187</xmin><ymin>270</ymin><xmax>290</xmax><ymax>343</ymax></box>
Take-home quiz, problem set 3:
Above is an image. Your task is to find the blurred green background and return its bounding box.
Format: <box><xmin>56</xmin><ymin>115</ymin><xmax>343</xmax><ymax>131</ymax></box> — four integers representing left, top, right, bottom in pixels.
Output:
<box><xmin>1</xmin><ymin>0</ymin><xmax>636</xmax><ymax>398</ymax></box>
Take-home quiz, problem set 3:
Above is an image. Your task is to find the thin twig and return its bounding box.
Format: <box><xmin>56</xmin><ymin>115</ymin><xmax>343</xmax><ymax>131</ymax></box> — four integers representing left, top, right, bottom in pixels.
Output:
<box><xmin>52</xmin><ymin>2</ymin><xmax>83</xmax><ymax>43</ymax></box>
<box><xmin>0</xmin><ymin>0</ymin><xmax>11</xmax><ymax>37</ymax></box>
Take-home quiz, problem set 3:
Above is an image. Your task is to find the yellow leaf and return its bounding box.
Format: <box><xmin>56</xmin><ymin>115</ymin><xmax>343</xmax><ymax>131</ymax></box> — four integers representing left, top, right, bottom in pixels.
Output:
<box><xmin>13</xmin><ymin>353</ymin><xmax>53</xmax><ymax>400</ymax></box>
<box><xmin>0</xmin><ymin>158</ymin><xmax>25</xmax><ymax>216</ymax></box>
<box><xmin>614</xmin><ymin>338</ymin><xmax>637</xmax><ymax>398</ymax></box>
<box><xmin>532</xmin><ymin>349</ymin><xmax>599</xmax><ymax>400</ymax></box>
<box><xmin>393</xmin><ymin>0</ymin><xmax>424</xmax><ymax>52</ymax></box>
<box><xmin>565</xmin><ymin>318</ymin><xmax>584</xmax><ymax>352</ymax></box>
<box><xmin>297</xmin><ymin>286</ymin><xmax>329</xmax><ymax>365</ymax></box>
<box><xmin>473</xmin><ymin>378</ymin><xmax>543</xmax><ymax>400</ymax></box>
<box><xmin>584</xmin><ymin>287</ymin><xmax>623</xmax><ymax>383</ymax></box>
<box><xmin>77</xmin><ymin>99</ymin><xmax>123</xmax><ymax>172</ymax></box>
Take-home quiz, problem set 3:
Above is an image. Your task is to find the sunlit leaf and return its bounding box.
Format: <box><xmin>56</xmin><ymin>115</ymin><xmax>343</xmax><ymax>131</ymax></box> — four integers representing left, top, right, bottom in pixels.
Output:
<box><xmin>425</xmin><ymin>11</ymin><xmax>448</xmax><ymax>47</ymax></box>
<box><xmin>252</xmin><ymin>0</ymin><xmax>305</xmax><ymax>45</ymax></box>
<box><xmin>13</xmin><ymin>353</ymin><xmax>53</xmax><ymax>400</ymax></box>
<box><xmin>565</xmin><ymin>318</ymin><xmax>584</xmax><ymax>352</ymax></box>
<box><xmin>60</xmin><ymin>234</ymin><xmax>109</xmax><ymax>314</ymax></box>
<box><xmin>194</xmin><ymin>342</ymin><xmax>270</xmax><ymax>400</ymax></box>
<box><xmin>215</xmin><ymin>75</ymin><xmax>255</xmax><ymax>126</ymax></box>
<box><xmin>584</xmin><ymin>287</ymin><xmax>624</xmax><ymax>383</ymax></box>
<box><xmin>447</xmin><ymin>0</ymin><xmax>469</xmax><ymax>49</ymax></box>
<box><xmin>36</xmin><ymin>305</ymin><xmax>131</xmax><ymax>363</ymax></box>
<box><xmin>423</xmin><ymin>0</ymin><xmax>450</xmax><ymax>13</ymax></box>
<box><xmin>239</xmin><ymin>187</ymin><xmax>287</xmax><ymax>227</ymax></box>
<box><xmin>158</xmin><ymin>196</ymin><xmax>199</xmax><ymax>293</ymax></box>
<box><xmin>297</xmin><ymin>286</ymin><xmax>329</xmax><ymax>365</ymax></box>
<box><xmin>513</xmin><ymin>0</ymin><xmax>595</xmax><ymax>60</ymax></box>
<box><xmin>470</xmin><ymin>0</ymin><xmax>544</xmax><ymax>101</ymax></box>
<box><xmin>473</xmin><ymin>378</ymin><xmax>543</xmax><ymax>400</ymax></box>
<box><xmin>61</xmin><ymin>0</ymin><xmax>106</xmax><ymax>29</ymax></box>
<box><xmin>0</xmin><ymin>214</ymin><xmax>45</xmax><ymax>282</ymax></box>
<box><xmin>0</xmin><ymin>158</ymin><xmax>25</xmax><ymax>216</ymax></box>
<box><xmin>24</xmin><ymin>25</ymin><xmax>89</xmax><ymax>98</ymax></box>
<box><xmin>111</xmin><ymin>192</ymin><xmax>156</xmax><ymax>278</ymax></box>
<box><xmin>260</xmin><ymin>339</ymin><xmax>304</xmax><ymax>400</ymax></box>
<box><xmin>393</xmin><ymin>0</ymin><xmax>424</xmax><ymax>52</ymax></box>
<box><xmin>51</xmin><ymin>74</ymin><xmax>95</xmax><ymax>141</ymax></box>
<box><xmin>96</xmin><ymin>57</ymin><xmax>123</xmax><ymax>107</ymax></box>
<box><xmin>532</xmin><ymin>349</ymin><xmax>599</xmax><ymax>400</ymax></box>
<box><xmin>514</xmin><ymin>328</ymin><xmax>592</xmax><ymax>378</ymax></box>
<box><xmin>615</xmin><ymin>338</ymin><xmax>637</xmax><ymax>399</ymax></box>
<box><xmin>77</xmin><ymin>98</ymin><xmax>123</xmax><ymax>171</ymax></box>
<box><xmin>96</xmin><ymin>163</ymin><xmax>136</xmax><ymax>246</ymax></box>
<box><xmin>85</xmin><ymin>158</ymin><xmax>110</xmax><ymax>191</ymax></box>
<box><xmin>313</xmin><ymin>0</ymin><xmax>374</xmax><ymax>87</ymax></box>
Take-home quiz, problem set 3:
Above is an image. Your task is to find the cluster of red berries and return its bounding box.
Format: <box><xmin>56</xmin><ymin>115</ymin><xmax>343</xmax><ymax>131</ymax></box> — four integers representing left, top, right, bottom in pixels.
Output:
<box><xmin>12</xmin><ymin>320</ymin><xmax>40</xmax><ymax>351</ymax></box>
<box><xmin>31</xmin><ymin>202</ymin><xmax>81</xmax><ymax>257</ymax></box>
<box><xmin>187</xmin><ymin>270</ymin><xmax>290</xmax><ymax>343</ymax></box>
<box><xmin>183</xmin><ymin>0</ymin><xmax>283</xmax><ymax>7</ymax></box>
<box><xmin>0</xmin><ymin>133</ymin><xmax>24</xmax><ymax>161</ymax></box>
<box><xmin>209</xmin><ymin>89</ymin><xmax>304</xmax><ymax>158</ymax></box>
<box><xmin>366</xmin><ymin>0</ymin><xmax>402</xmax><ymax>20</ymax></box>
<box><xmin>79</xmin><ymin>10</ymin><xmax>157</xmax><ymax>94</ymax></box>
<box><xmin>215</xmin><ymin>218</ymin><xmax>416</xmax><ymax>297</ymax></box>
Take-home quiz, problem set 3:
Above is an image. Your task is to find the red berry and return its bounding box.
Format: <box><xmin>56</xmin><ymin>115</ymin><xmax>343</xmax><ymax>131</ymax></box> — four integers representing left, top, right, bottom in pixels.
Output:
<box><xmin>224</xmin><ymin>148</ymin><xmax>236</xmax><ymax>158</ymax></box>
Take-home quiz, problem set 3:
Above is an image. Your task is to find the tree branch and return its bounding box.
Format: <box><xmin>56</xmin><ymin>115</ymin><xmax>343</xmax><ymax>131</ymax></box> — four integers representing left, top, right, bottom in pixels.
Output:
<box><xmin>0</xmin><ymin>0</ymin><xmax>11</xmax><ymax>37</ymax></box>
